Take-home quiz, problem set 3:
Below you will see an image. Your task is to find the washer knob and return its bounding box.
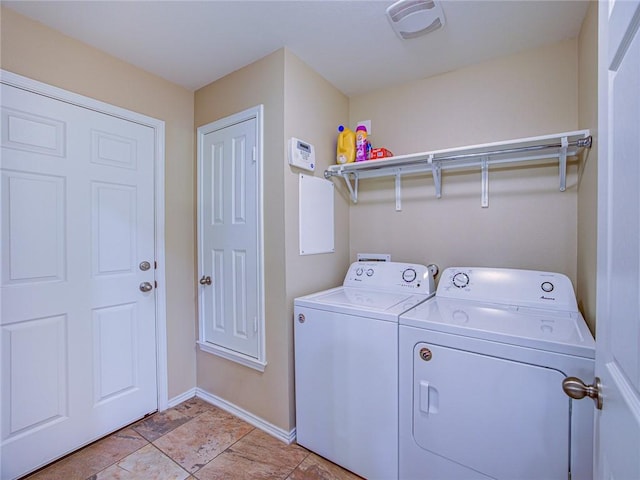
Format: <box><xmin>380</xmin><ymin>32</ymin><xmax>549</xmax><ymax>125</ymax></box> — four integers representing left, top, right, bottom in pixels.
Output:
<box><xmin>452</xmin><ymin>272</ymin><xmax>470</xmax><ymax>288</ymax></box>
<box><xmin>541</xmin><ymin>281</ymin><xmax>554</xmax><ymax>293</ymax></box>
<box><xmin>402</xmin><ymin>268</ymin><xmax>417</xmax><ymax>283</ymax></box>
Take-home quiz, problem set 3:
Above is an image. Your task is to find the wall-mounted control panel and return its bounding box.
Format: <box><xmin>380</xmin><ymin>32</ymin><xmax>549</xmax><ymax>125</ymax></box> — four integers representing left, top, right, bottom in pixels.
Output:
<box><xmin>289</xmin><ymin>137</ymin><xmax>316</xmax><ymax>172</ymax></box>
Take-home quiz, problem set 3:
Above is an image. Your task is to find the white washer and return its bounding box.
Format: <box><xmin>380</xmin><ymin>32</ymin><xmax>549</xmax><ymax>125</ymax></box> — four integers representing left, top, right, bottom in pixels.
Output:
<box><xmin>294</xmin><ymin>261</ymin><xmax>436</xmax><ymax>480</ymax></box>
<box><xmin>399</xmin><ymin>267</ymin><xmax>595</xmax><ymax>480</ymax></box>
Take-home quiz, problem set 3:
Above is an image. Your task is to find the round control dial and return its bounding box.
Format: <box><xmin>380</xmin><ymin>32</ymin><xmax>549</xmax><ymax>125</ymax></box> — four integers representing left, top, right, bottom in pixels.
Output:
<box><xmin>541</xmin><ymin>281</ymin><xmax>554</xmax><ymax>293</ymax></box>
<box><xmin>402</xmin><ymin>268</ymin><xmax>417</xmax><ymax>283</ymax></box>
<box><xmin>452</xmin><ymin>272</ymin><xmax>470</xmax><ymax>289</ymax></box>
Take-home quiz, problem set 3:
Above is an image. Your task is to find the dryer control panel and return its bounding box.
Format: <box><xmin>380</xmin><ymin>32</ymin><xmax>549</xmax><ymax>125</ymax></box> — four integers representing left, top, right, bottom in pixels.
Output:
<box><xmin>344</xmin><ymin>261</ymin><xmax>435</xmax><ymax>295</ymax></box>
<box><xmin>437</xmin><ymin>267</ymin><xmax>578</xmax><ymax>311</ymax></box>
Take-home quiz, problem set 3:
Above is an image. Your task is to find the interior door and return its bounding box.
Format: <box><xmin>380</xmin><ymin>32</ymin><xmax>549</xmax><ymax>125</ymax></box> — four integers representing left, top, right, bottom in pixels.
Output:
<box><xmin>594</xmin><ymin>1</ymin><xmax>640</xmax><ymax>478</ymax></box>
<box><xmin>198</xmin><ymin>113</ymin><xmax>261</xmax><ymax>362</ymax></box>
<box><xmin>1</xmin><ymin>84</ymin><xmax>158</xmax><ymax>479</ymax></box>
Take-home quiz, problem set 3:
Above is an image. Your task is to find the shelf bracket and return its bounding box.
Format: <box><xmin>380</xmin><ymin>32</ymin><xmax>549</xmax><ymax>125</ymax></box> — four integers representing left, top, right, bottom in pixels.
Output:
<box><xmin>395</xmin><ymin>169</ymin><xmax>402</xmax><ymax>211</ymax></box>
<box><xmin>428</xmin><ymin>154</ymin><xmax>442</xmax><ymax>199</ymax></box>
<box><xmin>481</xmin><ymin>157</ymin><xmax>489</xmax><ymax>208</ymax></box>
<box><xmin>341</xmin><ymin>172</ymin><xmax>359</xmax><ymax>203</ymax></box>
<box><xmin>559</xmin><ymin>136</ymin><xmax>568</xmax><ymax>192</ymax></box>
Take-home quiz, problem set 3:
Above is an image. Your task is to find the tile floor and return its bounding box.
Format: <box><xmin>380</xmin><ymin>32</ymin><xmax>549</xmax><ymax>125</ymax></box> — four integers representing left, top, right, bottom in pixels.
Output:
<box><xmin>23</xmin><ymin>397</ymin><xmax>362</xmax><ymax>480</ymax></box>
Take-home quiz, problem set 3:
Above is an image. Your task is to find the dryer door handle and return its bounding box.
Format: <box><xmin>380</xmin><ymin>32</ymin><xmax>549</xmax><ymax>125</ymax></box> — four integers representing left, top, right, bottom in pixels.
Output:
<box><xmin>419</xmin><ymin>381</ymin><xmax>439</xmax><ymax>414</ymax></box>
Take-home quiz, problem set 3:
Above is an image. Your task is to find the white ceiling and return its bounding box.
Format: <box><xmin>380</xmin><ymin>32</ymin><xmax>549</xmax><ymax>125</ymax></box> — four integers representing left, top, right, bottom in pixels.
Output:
<box><xmin>5</xmin><ymin>0</ymin><xmax>590</xmax><ymax>96</ymax></box>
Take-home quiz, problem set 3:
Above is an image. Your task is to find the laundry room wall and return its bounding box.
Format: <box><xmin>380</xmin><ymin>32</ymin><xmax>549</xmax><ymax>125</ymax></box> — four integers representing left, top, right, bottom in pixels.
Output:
<box><xmin>283</xmin><ymin>49</ymin><xmax>351</xmax><ymax>426</ymax></box>
<box><xmin>194</xmin><ymin>48</ymin><xmax>350</xmax><ymax>433</ymax></box>
<box><xmin>194</xmin><ymin>49</ymin><xmax>289</xmax><ymax>432</ymax></box>
<box><xmin>576</xmin><ymin>1</ymin><xmax>598</xmax><ymax>334</ymax></box>
<box><xmin>348</xmin><ymin>38</ymin><xmax>581</xmax><ymax>285</ymax></box>
<box><xmin>0</xmin><ymin>7</ymin><xmax>198</xmax><ymax>400</ymax></box>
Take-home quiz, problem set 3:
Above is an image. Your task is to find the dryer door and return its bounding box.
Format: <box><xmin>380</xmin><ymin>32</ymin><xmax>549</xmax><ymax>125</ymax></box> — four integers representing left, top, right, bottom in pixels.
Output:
<box><xmin>412</xmin><ymin>342</ymin><xmax>569</xmax><ymax>480</ymax></box>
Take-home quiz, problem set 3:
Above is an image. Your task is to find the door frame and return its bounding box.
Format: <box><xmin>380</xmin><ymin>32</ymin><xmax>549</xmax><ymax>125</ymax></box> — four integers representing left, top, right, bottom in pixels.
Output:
<box><xmin>0</xmin><ymin>70</ymin><xmax>169</xmax><ymax>410</ymax></box>
<box><xmin>196</xmin><ymin>105</ymin><xmax>266</xmax><ymax>371</ymax></box>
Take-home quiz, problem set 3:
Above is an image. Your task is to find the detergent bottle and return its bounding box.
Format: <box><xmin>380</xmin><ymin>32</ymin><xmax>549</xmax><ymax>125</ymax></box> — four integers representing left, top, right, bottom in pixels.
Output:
<box><xmin>336</xmin><ymin>125</ymin><xmax>356</xmax><ymax>164</ymax></box>
<box><xmin>355</xmin><ymin>125</ymin><xmax>369</xmax><ymax>162</ymax></box>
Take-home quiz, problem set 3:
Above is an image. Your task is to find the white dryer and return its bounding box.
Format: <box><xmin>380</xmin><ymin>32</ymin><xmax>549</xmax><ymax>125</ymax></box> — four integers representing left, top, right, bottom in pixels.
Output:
<box><xmin>294</xmin><ymin>261</ymin><xmax>436</xmax><ymax>480</ymax></box>
<box><xmin>399</xmin><ymin>267</ymin><xmax>595</xmax><ymax>480</ymax></box>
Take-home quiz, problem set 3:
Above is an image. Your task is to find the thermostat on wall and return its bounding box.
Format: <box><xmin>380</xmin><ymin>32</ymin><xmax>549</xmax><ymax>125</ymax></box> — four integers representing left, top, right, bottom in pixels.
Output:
<box><xmin>289</xmin><ymin>137</ymin><xmax>316</xmax><ymax>172</ymax></box>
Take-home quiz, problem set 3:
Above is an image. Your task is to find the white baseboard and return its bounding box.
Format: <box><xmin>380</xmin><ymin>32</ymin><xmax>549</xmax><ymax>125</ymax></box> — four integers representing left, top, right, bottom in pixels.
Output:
<box><xmin>195</xmin><ymin>388</ymin><xmax>296</xmax><ymax>444</ymax></box>
<box><xmin>167</xmin><ymin>388</ymin><xmax>197</xmax><ymax>409</ymax></box>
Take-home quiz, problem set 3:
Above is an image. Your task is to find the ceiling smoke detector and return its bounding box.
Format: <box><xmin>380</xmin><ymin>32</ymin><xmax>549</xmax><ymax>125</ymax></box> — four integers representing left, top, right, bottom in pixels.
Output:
<box><xmin>386</xmin><ymin>0</ymin><xmax>446</xmax><ymax>40</ymax></box>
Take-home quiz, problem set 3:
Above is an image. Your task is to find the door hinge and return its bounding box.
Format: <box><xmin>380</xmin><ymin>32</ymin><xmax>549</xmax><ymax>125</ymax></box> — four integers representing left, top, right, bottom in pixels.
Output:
<box><xmin>154</xmin><ymin>280</ymin><xmax>158</xmax><ymax>288</ymax></box>
<box><xmin>154</xmin><ymin>261</ymin><xmax>157</xmax><ymax>269</ymax></box>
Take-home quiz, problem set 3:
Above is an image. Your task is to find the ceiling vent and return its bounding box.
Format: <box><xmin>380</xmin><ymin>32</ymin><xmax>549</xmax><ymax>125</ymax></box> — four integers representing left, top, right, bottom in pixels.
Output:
<box><xmin>386</xmin><ymin>0</ymin><xmax>446</xmax><ymax>40</ymax></box>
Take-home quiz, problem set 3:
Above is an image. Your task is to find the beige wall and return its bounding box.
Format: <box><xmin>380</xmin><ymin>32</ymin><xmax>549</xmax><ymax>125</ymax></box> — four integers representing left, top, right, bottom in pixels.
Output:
<box><xmin>576</xmin><ymin>1</ymin><xmax>598</xmax><ymax>334</ymax></box>
<box><xmin>194</xmin><ymin>49</ymin><xmax>350</xmax><ymax>432</ymax></box>
<box><xmin>0</xmin><ymin>7</ymin><xmax>197</xmax><ymax>399</ymax></box>
<box><xmin>194</xmin><ymin>50</ymin><xmax>291</xmax><ymax>430</ymax></box>
<box><xmin>283</xmin><ymin>50</ymin><xmax>350</xmax><ymax>426</ymax></box>
<box><xmin>348</xmin><ymin>39</ymin><xmax>581</xmax><ymax>283</ymax></box>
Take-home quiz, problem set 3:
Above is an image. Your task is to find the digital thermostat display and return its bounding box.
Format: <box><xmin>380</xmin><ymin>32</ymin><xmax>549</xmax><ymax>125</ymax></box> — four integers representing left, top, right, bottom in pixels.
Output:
<box><xmin>289</xmin><ymin>137</ymin><xmax>316</xmax><ymax>172</ymax></box>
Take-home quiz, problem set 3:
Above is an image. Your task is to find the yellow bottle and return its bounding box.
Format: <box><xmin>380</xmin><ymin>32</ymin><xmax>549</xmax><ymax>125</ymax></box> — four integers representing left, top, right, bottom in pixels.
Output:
<box><xmin>336</xmin><ymin>125</ymin><xmax>356</xmax><ymax>164</ymax></box>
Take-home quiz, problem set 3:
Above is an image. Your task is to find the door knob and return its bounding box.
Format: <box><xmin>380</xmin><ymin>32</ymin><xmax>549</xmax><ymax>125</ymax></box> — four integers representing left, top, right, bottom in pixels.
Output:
<box><xmin>199</xmin><ymin>275</ymin><xmax>212</xmax><ymax>286</ymax></box>
<box><xmin>562</xmin><ymin>376</ymin><xmax>603</xmax><ymax>410</ymax></box>
<box><xmin>139</xmin><ymin>282</ymin><xmax>153</xmax><ymax>292</ymax></box>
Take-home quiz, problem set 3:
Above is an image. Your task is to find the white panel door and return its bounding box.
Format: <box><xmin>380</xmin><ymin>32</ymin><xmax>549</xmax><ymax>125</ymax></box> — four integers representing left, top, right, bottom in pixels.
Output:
<box><xmin>199</xmin><ymin>115</ymin><xmax>260</xmax><ymax>360</ymax></box>
<box><xmin>1</xmin><ymin>84</ymin><xmax>157</xmax><ymax>479</ymax></box>
<box><xmin>594</xmin><ymin>1</ymin><xmax>640</xmax><ymax>478</ymax></box>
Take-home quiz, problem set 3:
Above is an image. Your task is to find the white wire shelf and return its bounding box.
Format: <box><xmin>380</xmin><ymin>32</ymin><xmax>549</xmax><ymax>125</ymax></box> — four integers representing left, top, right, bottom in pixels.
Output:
<box><xmin>324</xmin><ymin>130</ymin><xmax>592</xmax><ymax>209</ymax></box>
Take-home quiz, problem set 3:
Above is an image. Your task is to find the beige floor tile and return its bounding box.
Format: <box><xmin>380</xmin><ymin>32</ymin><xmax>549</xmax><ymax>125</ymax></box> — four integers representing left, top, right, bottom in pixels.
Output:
<box><xmin>93</xmin><ymin>444</ymin><xmax>190</xmax><ymax>480</ymax></box>
<box><xmin>153</xmin><ymin>409</ymin><xmax>254</xmax><ymax>473</ymax></box>
<box><xmin>194</xmin><ymin>429</ymin><xmax>309</xmax><ymax>480</ymax></box>
<box><xmin>172</xmin><ymin>397</ymin><xmax>218</xmax><ymax>419</ymax></box>
<box><xmin>286</xmin><ymin>453</ymin><xmax>363</xmax><ymax>480</ymax></box>
<box><xmin>132</xmin><ymin>407</ymin><xmax>194</xmax><ymax>442</ymax></box>
<box><xmin>24</xmin><ymin>427</ymin><xmax>148</xmax><ymax>480</ymax></box>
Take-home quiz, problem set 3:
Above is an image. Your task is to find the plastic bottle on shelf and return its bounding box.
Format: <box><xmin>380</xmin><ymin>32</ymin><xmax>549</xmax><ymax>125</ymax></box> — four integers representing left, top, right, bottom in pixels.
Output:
<box><xmin>336</xmin><ymin>125</ymin><xmax>356</xmax><ymax>164</ymax></box>
<box><xmin>355</xmin><ymin>125</ymin><xmax>369</xmax><ymax>162</ymax></box>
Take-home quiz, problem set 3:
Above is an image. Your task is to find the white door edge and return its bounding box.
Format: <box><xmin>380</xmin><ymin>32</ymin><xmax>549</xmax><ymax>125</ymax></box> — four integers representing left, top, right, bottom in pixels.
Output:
<box><xmin>0</xmin><ymin>69</ymin><xmax>169</xmax><ymax>411</ymax></box>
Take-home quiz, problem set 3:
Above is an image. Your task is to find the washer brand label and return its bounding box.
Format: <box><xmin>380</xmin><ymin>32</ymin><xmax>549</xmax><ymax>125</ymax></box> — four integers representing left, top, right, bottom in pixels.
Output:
<box><xmin>540</xmin><ymin>295</ymin><xmax>556</xmax><ymax>301</ymax></box>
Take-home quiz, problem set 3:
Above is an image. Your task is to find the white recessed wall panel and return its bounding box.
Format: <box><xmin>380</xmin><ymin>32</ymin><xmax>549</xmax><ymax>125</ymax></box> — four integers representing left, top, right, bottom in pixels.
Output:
<box><xmin>91</xmin><ymin>130</ymin><xmax>137</xmax><ymax>169</ymax></box>
<box><xmin>92</xmin><ymin>182</ymin><xmax>136</xmax><ymax>276</ymax></box>
<box><xmin>212</xmin><ymin>143</ymin><xmax>224</xmax><ymax>225</ymax></box>
<box><xmin>1</xmin><ymin>107</ymin><xmax>65</xmax><ymax>157</ymax></box>
<box><xmin>232</xmin><ymin>250</ymin><xmax>248</xmax><ymax>339</ymax></box>
<box><xmin>2</xmin><ymin>315</ymin><xmax>68</xmax><ymax>438</ymax></box>
<box><xmin>93</xmin><ymin>304</ymin><xmax>137</xmax><ymax>404</ymax></box>
<box><xmin>212</xmin><ymin>249</ymin><xmax>225</xmax><ymax>333</ymax></box>
<box><xmin>232</xmin><ymin>135</ymin><xmax>247</xmax><ymax>224</ymax></box>
<box><xmin>1</xmin><ymin>171</ymin><xmax>65</xmax><ymax>285</ymax></box>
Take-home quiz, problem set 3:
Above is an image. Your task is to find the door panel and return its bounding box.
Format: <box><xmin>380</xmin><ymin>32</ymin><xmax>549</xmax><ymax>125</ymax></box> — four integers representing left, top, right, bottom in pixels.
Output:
<box><xmin>1</xmin><ymin>84</ymin><xmax>157</xmax><ymax>479</ymax></box>
<box><xmin>200</xmin><ymin>118</ymin><xmax>259</xmax><ymax>358</ymax></box>
<box><xmin>595</xmin><ymin>1</ymin><xmax>640</xmax><ymax>478</ymax></box>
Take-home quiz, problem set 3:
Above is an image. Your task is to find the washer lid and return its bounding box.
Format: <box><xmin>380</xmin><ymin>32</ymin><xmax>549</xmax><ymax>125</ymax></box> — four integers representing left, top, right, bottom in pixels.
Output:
<box><xmin>295</xmin><ymin>286</ymin><xmax>432</xmax><ymax>321</ymax></box>
<box><xmin>400</xmin><ymin>297</ymin><xmax>595</xmax><ymax>358</ymax></box>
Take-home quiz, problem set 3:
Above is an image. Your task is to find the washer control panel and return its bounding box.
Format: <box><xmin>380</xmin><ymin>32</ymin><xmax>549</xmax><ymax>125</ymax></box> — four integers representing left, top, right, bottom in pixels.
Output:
<box><xmin>437</xmin><ymin>267</ymin><xmax>578</xmax><ymax>311</ymax></box>
<box><xmin>344</xmin><ymin>261</ymin><xmax>435</xmax><ymax>295</ymax></box>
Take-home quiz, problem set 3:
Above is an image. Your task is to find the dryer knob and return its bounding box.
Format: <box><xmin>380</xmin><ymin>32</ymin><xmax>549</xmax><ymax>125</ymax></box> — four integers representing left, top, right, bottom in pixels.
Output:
<box><xmin>452</xmin><ymin>272</ymin><xmax>470</xmax><ymax>288</ymax></box>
